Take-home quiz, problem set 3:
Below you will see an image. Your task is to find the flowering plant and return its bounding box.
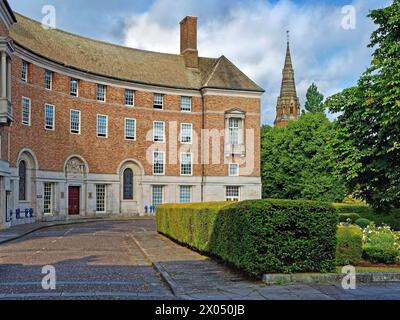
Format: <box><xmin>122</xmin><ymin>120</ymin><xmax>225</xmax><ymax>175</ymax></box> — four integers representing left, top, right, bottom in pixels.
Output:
<box><xmin>362</xmin><ymin>223</ymin><xmax>400</xmax><ymax>263</ymax></box>
<box><xmin>363</xmin><ymin>224</ymin><xmax>400</xmax><ymax>248</ymax></box>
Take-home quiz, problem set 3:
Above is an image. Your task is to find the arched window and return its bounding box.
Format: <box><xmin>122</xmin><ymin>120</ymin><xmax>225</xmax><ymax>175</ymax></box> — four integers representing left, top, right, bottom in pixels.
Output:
<box><xmin>123</xmin><ymin>168</ymin><xmax>134</xmax><ymax>200</ymax></box>
<box><xmin>19</xmin><ymin>160</ymin><xmax>27</xmax><ymax>201</ymax></box>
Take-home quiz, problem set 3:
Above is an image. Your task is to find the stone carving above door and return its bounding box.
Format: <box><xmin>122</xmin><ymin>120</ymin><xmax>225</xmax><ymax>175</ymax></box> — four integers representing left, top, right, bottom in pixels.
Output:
<box><xmin>65</xmin><ymin>157</ymin><xmax>86</xmax><ymax>180</ymax></box>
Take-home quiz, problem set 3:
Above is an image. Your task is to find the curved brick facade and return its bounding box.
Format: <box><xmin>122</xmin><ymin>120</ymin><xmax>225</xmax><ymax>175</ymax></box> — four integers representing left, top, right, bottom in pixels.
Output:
<box><xmin>0</xmin><ymin>2</ymin><xmax>263</xmax><ymax>228</ymax></box>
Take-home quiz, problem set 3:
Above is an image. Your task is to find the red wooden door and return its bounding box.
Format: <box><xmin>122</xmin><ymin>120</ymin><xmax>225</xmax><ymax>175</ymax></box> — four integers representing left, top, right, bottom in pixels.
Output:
<box><xmin>68</xmin><ymin>186</ymin><xmax>80</xmax><ymax>215</ymax></box>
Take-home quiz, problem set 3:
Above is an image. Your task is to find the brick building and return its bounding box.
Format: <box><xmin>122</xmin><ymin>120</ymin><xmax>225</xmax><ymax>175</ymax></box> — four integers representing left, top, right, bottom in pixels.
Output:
<box><xmin>0</xmin><ymin>1</ymin><xmax>264</xmax><ymax>229</ymax></box>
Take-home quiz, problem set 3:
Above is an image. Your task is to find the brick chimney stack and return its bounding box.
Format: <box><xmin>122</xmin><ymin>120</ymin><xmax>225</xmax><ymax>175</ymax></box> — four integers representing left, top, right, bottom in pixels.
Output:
<box><xmin>180</xmin><ymin>16</ymin><xmax>198</xmax><ymax>69</ymax></box>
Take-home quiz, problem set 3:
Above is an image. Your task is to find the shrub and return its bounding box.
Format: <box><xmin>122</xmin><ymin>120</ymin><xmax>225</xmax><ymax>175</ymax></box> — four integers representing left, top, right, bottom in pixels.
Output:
<box><xmin>362</xmin><ymin>224</ymin><xmax>400</xmax><ymax>264</ymax></box>
<box><xmin>334</xmin><ymin>203</ymin><xmax>373</xmax><ymax>216</ymax></box>
<box><xmin>363</xmin><ymin>244</ymin><xmax>399</xmax><ymax>264</ymax></box>
<box><xmin>336</xmin><ymin>225</ymin><xmax>363</xmax><ymax>265</ymax></box>
<box><xmin>157</xmin><ymin>199</ymin><xmax>338</xmax><ymax>277</ymax></box>
<box><xmin>355</xmin><ymin>218</ymin><xmax>371</xmax><ymax>229</ymax></box>
<box><xmin>155</xmin><ymin>202</ymin><xmax>230</xmax><ymax>251</ymax></box>
<box><xmin>333</xmin><ymin>203</ymin><xmax>400</xmax><ymax>230</ymax></box>
<box><xmin>339</xmin><ymin>213</ymin><xmax>361</xmax><ymax>224</ymax></box>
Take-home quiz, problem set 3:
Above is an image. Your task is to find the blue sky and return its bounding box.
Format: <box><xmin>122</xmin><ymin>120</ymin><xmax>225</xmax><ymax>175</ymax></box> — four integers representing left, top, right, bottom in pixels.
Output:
<box><xmin>8</xmin><ymin>0</ymin><xmax>391</xmax><ymax>125</ymax></box>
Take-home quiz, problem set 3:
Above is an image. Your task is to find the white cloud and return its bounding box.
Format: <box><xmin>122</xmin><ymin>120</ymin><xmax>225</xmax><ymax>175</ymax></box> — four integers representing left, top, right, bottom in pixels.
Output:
<box><xmin>122</xmin><ymin>0</ymin><xmax>390</xmax><ymax>125</ymax></box>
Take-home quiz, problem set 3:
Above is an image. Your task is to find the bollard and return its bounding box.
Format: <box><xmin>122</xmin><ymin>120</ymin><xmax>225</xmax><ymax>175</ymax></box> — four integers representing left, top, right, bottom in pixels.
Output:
<box><xmin>16</xmin><ymin>208</ymin><xmax>20</xmax><ymax>219</ymax></box>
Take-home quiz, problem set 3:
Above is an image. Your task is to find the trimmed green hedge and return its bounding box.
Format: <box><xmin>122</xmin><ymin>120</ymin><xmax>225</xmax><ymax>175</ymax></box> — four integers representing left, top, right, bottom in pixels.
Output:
<box><xmin>157</xmin><ymin>199</ymin><xmax>338</xmax><ymax>277</ymax></box>
<box><xmin>155</xmin><ymin>202</ymin><xmax>230</xmax><ymax>251</ymax></box>
<box><xmin>336</xmin><ymin>225</ymin><xmax>363</xmax><ymax>265</ymax></box>
<box><xmin>334</xmin><ymin>204</ymin><xmax>400</xmax><ymax>230</ymax></box>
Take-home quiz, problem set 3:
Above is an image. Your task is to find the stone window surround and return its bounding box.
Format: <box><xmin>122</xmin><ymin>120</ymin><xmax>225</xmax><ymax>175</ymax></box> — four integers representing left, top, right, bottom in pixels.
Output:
<box><xmin>122</xmin><ymin>168</ymin><xmax>134</xmax><ymax>200</ymax></box>
<box><xmin>18</xmin><ymin>160</ymin><xmax>26</xmax><ymax>201</ymax></box>
<box><xmin>224</xmin><ymin>109</ymin><xmax>246</xmax><ymax>156</ymax></box>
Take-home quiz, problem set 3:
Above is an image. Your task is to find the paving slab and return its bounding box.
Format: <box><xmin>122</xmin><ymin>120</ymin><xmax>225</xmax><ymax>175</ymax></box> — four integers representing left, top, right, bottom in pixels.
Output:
<box><xmin>3</xmin><ymin>219</ymin><xmax>400</xmax><ymax>300</ymax></box>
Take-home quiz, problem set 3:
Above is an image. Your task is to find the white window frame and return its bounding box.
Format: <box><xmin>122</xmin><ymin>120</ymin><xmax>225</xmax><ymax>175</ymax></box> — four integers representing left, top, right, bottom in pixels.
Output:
<box><xmin>124</xmin><ymin>118</ymin><xmax>136</xmax><ymax>141</ymax></box>
<box><xmin>97</xmin><ymin>84</ymin><xmax>106</xmax><ymax>102</ymax></box>
<box><xmin>152</xmin><ymin>185</ymin><xmax>164</xmax><ymax>206</ymax></box>
<box><xmin>43</xmin><ymin>183</ymin><xmax>54</xmax><ymax>215</ymax></box>
<box><xmin>153</xmin><ymin>93</ymin><xmax>164</xmax><ymax>109</ymax></box>
<box><xmin>70</xmin><ymin>79</ymin><xmax>79</xmax><ymax>96</ymax></box>
<box><xmin>181</xmin><ymin>96</ymin><xmax>192</xmax><ymax>112</ymax></box>
<box><xmin>180</xmin><ymin>152</ymin><xmax>193</xmax><ymax>176</ymax></box>
<box><xmin>44</xmin><ymin>103</ymin><xmax>55</xmax><ymax>131</ymax></box>
<box><xmin>96</xmin><ymin>184</ymin><xmax>107</xmax><ymax>213</ymax></box>
<box><xmin>44</xmin><ymin>70</ymin><xmax>52</xmax><ymax>90</ymax></box>
<box><xmin>179</xmin><ymin>185</ymin><xmax>192</xmax><ymax>203</ymax></box>
<box><xmin>229</xmin><ymin>118</ymin><xmax>240</xmax><ymax>145</ymax></box>
<box><xmin>125</xmin><ymin>89</ymin><xmax>134</xmax><ymax>106</ymax></box>
<box><xmin>153</xmin><ymin>151</ymin><xmax>165</xmax><ymax>176</ymax></box>
<box><xmin>180</xmin><ymin>123</ymin><xmax>193</xmax><ymax>144</ymax></box>
<box><xmin>21</xmin><ymin>61</ymin><xmax>28</xmax><ymax>82</ymax></box>
<box><xmin>153</xmin><ymin>121</ymin><xmax>165</xmax><ymax>143</ymax></box>
<box><xmin>226</xmin><ymin>186</ymin><xmax>240</xmax><ymax>202</ymax></box>
<box><xmin>21</xmin><ymin>97</ymin><xmax>31</xmax><ymax>126</ymax></box>
<box><xmin>229</xmin><ymin>163</ymin><xmax>239</xmax><ymax>177</ymax></box>
<box><xmin>43</xmin><ymin>182</ymin><xmax>54</xmax><ymax>215</ymax></box>
<box><xmin>97</xmin><ymin>114</ymin><xmax>108</xmax><ymax>138</ymax></box>
<box><xmin>70</xmin><ymin>109</ymin><xmax>81</xmax><ymax>135</ymax></box>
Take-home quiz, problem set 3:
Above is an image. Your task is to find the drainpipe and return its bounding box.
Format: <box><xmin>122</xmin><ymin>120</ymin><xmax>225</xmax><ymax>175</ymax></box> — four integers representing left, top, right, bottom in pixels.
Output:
<box><xmin>200</xmin><ymin>90</ymin><xmax>205</xmax><ymax>203</ymax></box>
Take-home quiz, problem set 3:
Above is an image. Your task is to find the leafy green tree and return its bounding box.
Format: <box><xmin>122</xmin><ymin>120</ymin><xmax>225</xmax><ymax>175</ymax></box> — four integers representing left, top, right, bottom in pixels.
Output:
<box><xmin>261</xmin><ymin>113</ymin><xmax>347</xmax><ymax>202</ymax></box>
<box><xmin>304</xmin><ymin>83</ymin><xmax>325</xmax><ymax>113</ymax></box>
<box><xmin>325</xmin><ymin>1</ymin><xmax>400</xmax><ymax>210</ymax></box>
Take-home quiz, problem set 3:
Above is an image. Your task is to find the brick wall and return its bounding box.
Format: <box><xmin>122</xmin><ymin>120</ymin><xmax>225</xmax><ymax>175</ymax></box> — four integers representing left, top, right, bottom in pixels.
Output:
<box><xmin>203</xmin><ymin>95</ymin><xmax>261</xmax><ymax>177</ymax></box>
<box><xmin>10</xmin><ymin>56</ymin><xmax>261</xmax><ymax>177</ymax></box>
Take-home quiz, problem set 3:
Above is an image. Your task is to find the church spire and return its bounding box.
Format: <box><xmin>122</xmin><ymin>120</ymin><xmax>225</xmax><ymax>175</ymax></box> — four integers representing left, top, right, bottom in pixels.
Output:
<box><xmin>284</xmin><ymin>30</ymin><xmax>293</xmax><ymax>69</ymax></box>
<box><xmin>274</xmin><ymin>31</ymin><xmax>301</xmax><ymax>127</ymax></box>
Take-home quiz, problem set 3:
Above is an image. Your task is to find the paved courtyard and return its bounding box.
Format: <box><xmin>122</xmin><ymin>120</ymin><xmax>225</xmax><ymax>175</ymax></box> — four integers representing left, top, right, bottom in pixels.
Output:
<box><xmin>1</xmin><ymin>219</ymin><xmax>400</xmax><ymax>300</ymax></box>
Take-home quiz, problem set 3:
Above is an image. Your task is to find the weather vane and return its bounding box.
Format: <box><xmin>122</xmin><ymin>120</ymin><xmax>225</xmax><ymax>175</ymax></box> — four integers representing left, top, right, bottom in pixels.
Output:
<box><xmin>286</xmin><ymin>30</ymin><xmax>290</xmax><ymax>44</ymax></box>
